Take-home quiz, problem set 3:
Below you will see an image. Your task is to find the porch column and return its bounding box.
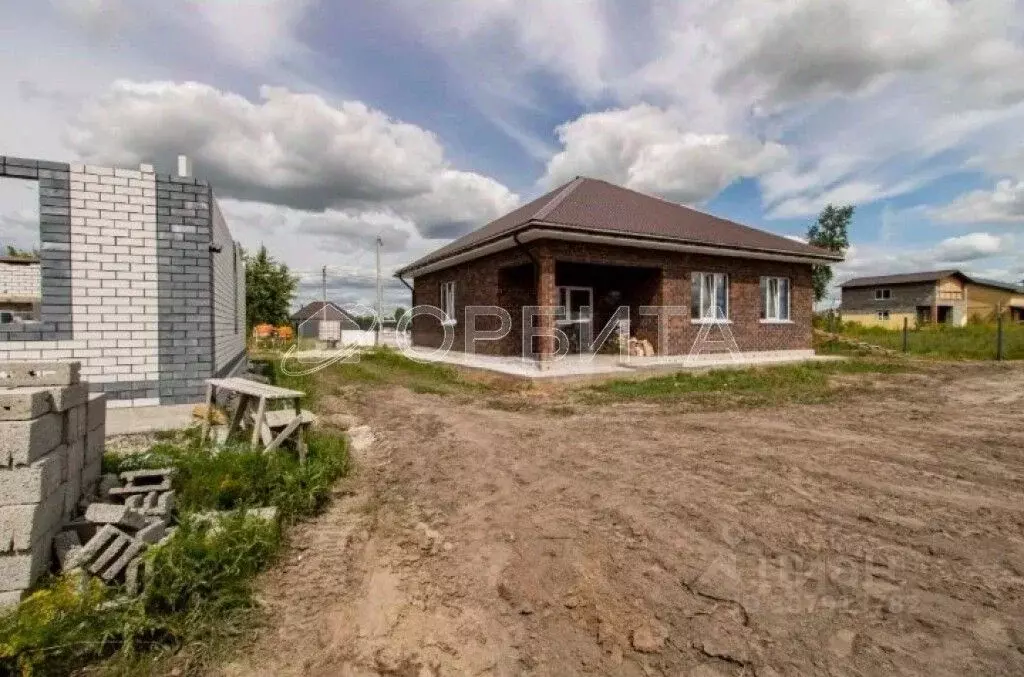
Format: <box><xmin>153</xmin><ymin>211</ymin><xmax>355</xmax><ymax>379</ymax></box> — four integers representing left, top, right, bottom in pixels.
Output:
<box><xmin>536</xmin><ymin>249</ymin><xmax>556</xmax><ymax>361</ymax></box>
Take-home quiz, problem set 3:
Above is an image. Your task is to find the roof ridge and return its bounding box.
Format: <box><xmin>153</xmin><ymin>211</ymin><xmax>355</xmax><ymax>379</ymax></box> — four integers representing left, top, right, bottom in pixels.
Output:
<box><xmin>532</xmin><ymin>176</ymin><xmax>584</xmax><ymax>221</ymax></box>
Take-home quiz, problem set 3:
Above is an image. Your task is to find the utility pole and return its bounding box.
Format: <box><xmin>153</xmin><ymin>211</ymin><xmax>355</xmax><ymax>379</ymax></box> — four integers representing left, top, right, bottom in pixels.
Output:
<box><xmin>321</xmin><ymin>265</ymin><xmax>327</xmax><ymax>308</ymax></box>
<box><xmin>375</xmin><ymin>235</ymin><xmax>383</xmax><ymax>347</ymax></box>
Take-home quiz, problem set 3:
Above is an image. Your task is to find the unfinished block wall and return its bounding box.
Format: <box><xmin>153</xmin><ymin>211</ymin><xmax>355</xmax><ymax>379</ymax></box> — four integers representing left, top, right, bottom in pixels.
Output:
<box><xmin>0</xmin><ymin>361</ymin><xmax>106</xmax><ymax>607</ymax></box>
<box><xmin>0</xmin><ymin>156</ymin><xmax>247</xmax><ymax>406</ymax></box>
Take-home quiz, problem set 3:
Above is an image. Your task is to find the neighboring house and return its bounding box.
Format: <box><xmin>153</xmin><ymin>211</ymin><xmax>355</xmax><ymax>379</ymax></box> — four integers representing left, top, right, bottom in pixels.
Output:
<box><xmin>395</xmin><ymin>177</ymin><xmax>842</xmax><ymax>360</ymax></box>
<box><xmin>0</xmin><ymin>256</ymin><xmax>41</xmax><ymax>321</ymax></box>
<box><xmin>290</xmin><ymin>301</ymin><xmax>360</xmax><ymax>338</ymax></box>
<box><xmin>0</xmin><ymin>155</ymin><xmax>247</xmax><ymax>406</ymax></box>
<box><xmin>840</xmin><ymin>270</ymin><xmax>1024</xmax><ymax>328</ymax></box>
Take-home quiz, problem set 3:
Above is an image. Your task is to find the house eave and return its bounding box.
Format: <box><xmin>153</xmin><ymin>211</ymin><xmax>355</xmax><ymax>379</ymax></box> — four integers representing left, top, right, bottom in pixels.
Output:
<box><xmin>395</xmin><ymin>224</ymin><xmax>843</xmax><ymax>278</ymax></box>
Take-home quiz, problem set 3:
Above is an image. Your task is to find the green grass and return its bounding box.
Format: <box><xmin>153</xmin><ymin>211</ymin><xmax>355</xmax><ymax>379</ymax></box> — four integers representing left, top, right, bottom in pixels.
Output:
<box><xmin>586</xmin><ymin>359</ymin><xmax>910</xmax><ymax>406</ymax></box>
<box><xmin>838</xmin><ymin>323</ymin><xmax>1024</xmax><ymax>360</ymax></box>
<box><xmin>274</xmin><ymin>347</ymin><xmax>490</xmax><ymax>397</ymax></box>
<box><xmin>3</xmin><ymin>426</ymin><xmax>349</xmax><ymax>675</ymax></box>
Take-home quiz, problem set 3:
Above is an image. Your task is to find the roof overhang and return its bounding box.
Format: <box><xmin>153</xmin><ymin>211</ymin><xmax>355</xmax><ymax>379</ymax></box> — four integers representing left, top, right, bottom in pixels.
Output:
<box><xmin>396</xmin><ymin>224</ymin><xmax>842</xmax><ymax>278</ymax></box>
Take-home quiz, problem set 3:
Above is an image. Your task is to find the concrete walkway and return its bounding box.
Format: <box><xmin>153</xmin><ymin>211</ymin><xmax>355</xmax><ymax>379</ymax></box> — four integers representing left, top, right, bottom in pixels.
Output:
<box><xmin>106</xmin><ymin>403</ymin><xmax>196</xmax><ymax>437</ymax></box>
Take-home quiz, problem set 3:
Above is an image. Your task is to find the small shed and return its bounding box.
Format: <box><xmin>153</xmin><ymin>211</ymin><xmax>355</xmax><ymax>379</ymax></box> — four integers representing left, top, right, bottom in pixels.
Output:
<box><xmin>290</xmin><ymin>301</ymin><xmax>360</xmax><ymax>338</ymax></box>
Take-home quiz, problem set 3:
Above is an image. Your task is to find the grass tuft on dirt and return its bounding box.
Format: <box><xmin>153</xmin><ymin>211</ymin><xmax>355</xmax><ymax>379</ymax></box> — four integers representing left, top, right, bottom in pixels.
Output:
<box><xmin>585</xmin><ymin>359</ymin><xmax>910</xmax><ymax>406</ymax></box>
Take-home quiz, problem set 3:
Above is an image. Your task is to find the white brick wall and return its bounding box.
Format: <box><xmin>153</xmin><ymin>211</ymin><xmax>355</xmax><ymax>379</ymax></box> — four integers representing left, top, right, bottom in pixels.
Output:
<box><xmin>0</xmin><ymin>164</ymin><xmax>160</xmax><ymax>396</ymax></box>
<box><xmin>211</xmin><ymin>201</ymin><xmax>245</xmax><ymax>372</ymax></box>
<box><xmin>0</xmin><ymin>261</ymin><xmax>40</xmax><ymax>297</ymax></box>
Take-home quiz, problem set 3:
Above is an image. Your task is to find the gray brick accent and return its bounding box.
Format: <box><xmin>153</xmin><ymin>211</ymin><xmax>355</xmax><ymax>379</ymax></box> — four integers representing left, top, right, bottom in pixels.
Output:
<box><xmin>156</xmin><ymin>174</ymin><xmax>214</xmax><ymax>404</ymax></box>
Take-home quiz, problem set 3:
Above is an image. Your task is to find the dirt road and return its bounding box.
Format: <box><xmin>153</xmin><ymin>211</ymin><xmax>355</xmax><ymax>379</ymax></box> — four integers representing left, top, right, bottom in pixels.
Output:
<box><xmin>223</xmin><ymin>364</ymin><xmax>1024</xmax><ymax>676</ymax></box>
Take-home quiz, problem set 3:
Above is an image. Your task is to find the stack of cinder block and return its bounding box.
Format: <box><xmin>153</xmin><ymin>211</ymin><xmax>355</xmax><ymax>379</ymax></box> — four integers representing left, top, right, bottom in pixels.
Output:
<box><xmin>0</xmin><ymin>361</ymin><xmax>106</xmax><ymax>608</ymax></box>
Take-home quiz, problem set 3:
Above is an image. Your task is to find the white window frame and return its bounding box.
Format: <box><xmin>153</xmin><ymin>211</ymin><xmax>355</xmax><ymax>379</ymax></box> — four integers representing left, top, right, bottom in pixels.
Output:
<box><xmin>691</xmin><ymin>272</ymin><xmax>730</xmax><ymax>323</ymax></box>
<box><xmin>875</xmin><ymin>288</ymin><xmax>892</xmax><ymax>300</ymax></box>
<box><xmin>555</xmin><ymin>285</ymin><xmax>593</xmax><ymax>325</ymax></box>
<box><xmin>440</xmin><ymin>281</ymin><xmax>456</xmax><ymax>325</ymax></box>
<box><xmin>761</xmin><ymin>276</ymin><xmax>791</xmax><ymax>323</ymax></box>
<box><xmin>877</xmin><ymin>310</ymin><xmax>890</xmax><ymax>321</ymax></box>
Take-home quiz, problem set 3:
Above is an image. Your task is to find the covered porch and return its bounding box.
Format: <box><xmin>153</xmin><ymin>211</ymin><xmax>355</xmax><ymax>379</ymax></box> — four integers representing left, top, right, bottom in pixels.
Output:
<box><xmin>497</xmin><ymin>251</ymin><xmax>664</xmax><ymax>361</ymax></box>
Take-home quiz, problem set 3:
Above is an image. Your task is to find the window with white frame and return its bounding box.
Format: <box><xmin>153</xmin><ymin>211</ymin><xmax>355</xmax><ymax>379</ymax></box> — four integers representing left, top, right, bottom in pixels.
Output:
<box><xmin>877</xmin><ymin>310</ymin><xmax>890</xmax><ymax>321</ymax></box>
<box><xmin>440</xmin><ymin>281</ymin><xmax>456</xmax><ymax>324</ymax></box>
<box><xmin>875</xmin><ymin>288</ymin><xmax>892</xmax><ymax>300</ymax></box>
<box><xmin>556</xmin><ymin>286</ymin><xmax>593</xmax><ymax>324</ymax></box>
<box><xmin>760</xmin><ymin>276</ymin><xmax>790</xmax><ymax>322</ymax></box>
<box><xmin>691</xmin><ymin>272</ymin><xmax>729</xmax><ymax>321</ymax></box>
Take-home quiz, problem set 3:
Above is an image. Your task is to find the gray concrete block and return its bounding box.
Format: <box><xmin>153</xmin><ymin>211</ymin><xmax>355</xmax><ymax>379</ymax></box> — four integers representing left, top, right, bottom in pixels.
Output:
<box><xmin>64</xmin><ymin>472</ymin><xmax>82</xmax><ymax>519</ymax></box>
<box><xmin>153</xmin><ymin>490</ymin><xmax>175</xmax><ymax>516</ymax></box>
<box><xmin>63</xmin><ymin>404</ymin><xmax>87</xmax><ymax>443</ymax></box>
<box><xmin>109</xmin><ymin>480</ymin><xmax>172</xmax><ymax>496</ymax></box>
<box><xmin>86</xmin><ymin>393</ymin><xmax>106</xmax><ymax>431</ymax></box>
<box><xmin>97</xmin><ymin>473</ymin><xmax>120</xmax><ymax>499</ymax></box>
<box><xmin>0</xmin><ymin>413</ymin><xmax>63</xmax><ymax>467</ymax></box>
<box><xmin>86</xmin><ymin>425</ymin><xmax>104</xmax><ymax>465</ymax></box>
<box><xmin>0</xmin><ymin>485</ymin><xmax>65</xmax><ymax>552</ymax></box>
<box><xmin>0</xmin><ymin>589</ymin><xmax>22</xmax><ymax>609</ymax></box>
<box><xmin>66</xmin><ymin>439</ymin><xmax>83</xmax><ymax>482</ymax></box>
<box><xmin>88</xmin><ymin>533</ymin><xmax>130</xmax><ymax>576</ymax></box>
<box><xmin>0</xmin><ymin>534</ymin><xmax>51</xmax><ymax>591</ymax></box>
<box><xmin>0</xmin><ymin>388</ymin><xmax>52</xmax><ymax>421</ymax></box>
<box><xmin>53</xmin><ymin>530</ymin><xmax>82</xmax><ymax>570</ymax></box>
<box><xmin>119</xmin><ymin>468</ymin><xmax>175</xmax><ymax>482</ymax></box>
<box><xmin>136</xmin><ymin>518</ymin><xmax>167</xmax><ymax>544</ymax></box>
<box><xmin>124</xmin><ymin>494</ymin><xmax>143</xmax><ymax>510</ymax></box>
<box><xmin>0</xmin><ymin>362</ymin><xmax>80</xmax><ymax>387</ymax></box>
<box><xmin>100</xmin><ymin>536</ymin><xmax>145</xmax><ymax>581</ymax></box>
<box><xmin>84</xmin><ymin>503</ymin><xmax>147</xmax><ymax>530</ymax></box>
<box><xmin>124</xmin><ymin>556</ymin><xmax>143</xmax><ymax>596</ymax></box>
<box><xmin>0</xmin><ymin>445</ymin><xmax>65</xmax><ymax>506</ymax></box>
<box><xmin>66</xmin><ymin>524</ymin><xmax>118</xmax><ymax>570</ymax></box>
<box><xmin>81</xmin><ymin>460</ymin><xmax>101</xmax><ymax>499</ymax></box>
<box><xmin>49</xmin><ymin>384</ymin><xmax>89</xmax><ymax>412</ymax></box>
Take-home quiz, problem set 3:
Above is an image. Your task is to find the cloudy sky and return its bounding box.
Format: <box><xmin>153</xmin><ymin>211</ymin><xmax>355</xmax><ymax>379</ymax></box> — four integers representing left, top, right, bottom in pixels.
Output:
<box><xmin>1</xmin><ymin>0</ymin><xmax>1022</xmax><ymax>311</ymax></box>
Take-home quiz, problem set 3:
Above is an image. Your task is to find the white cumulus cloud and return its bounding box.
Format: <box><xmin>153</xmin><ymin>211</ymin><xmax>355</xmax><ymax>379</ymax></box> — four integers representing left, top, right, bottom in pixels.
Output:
<box><xmin>65</xmin><ymin>81</ymin><xmax>519</xmax><ymax>239</ymax></box>
<box><xmin>542</xmin><ymin>104</ymin><xmax>787</xmax><ymax>204</ymax></box>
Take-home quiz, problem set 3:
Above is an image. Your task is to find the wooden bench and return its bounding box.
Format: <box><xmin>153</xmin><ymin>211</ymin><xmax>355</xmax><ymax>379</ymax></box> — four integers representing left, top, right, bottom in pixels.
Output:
<box><xmin>200</xmin><ymin>377</ymin><xmax>314</xmax><ymax>461</ymax></box>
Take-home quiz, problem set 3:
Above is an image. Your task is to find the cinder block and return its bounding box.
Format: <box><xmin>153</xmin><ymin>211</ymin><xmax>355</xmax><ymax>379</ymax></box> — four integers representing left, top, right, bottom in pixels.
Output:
<box><xmin>0</xmin><ymin>539</ymin><xmax>51</xmax><ymax>591</ymax></box>
<box><xmin>0</xmin><ymin>362</ymin><xmax>80</xmax><ymax>387</ymax></box>
<box><xmin>0</xmin><ymin>486</ymin><xmax>65</xmax><ymax>552</ymax></box>
<box><xmin>0</xmin><ymin>446</ymin><xmax>66</xmax><ymax>506</ymax></box>
<box><xmin>124</xmin><ymin>556</ymin><xmax>144</xmax><ymax>595</ymax></box>
<box><xmin>86</xmin><ymin>425</ymin><xmax>104</xmax><ymax>466</ymax></box>
<box><xmin>64</xmin><ymin>404</ymin><xmax>87</xmax><ymax>443</ymax></box>
<box><xmin>86</xmin><ymin>393</ymin><xmax>106</xmax><ymax>431</ymax></box>
<box><xmin>0</xmin><ymin>388</ymin><xmax>52</xmax><ymax>421</ymax></box>
<box><xmin>0</xmin><ymin>589</ymin><xmax>23</xmax><ymax>609</ymax></box>
<box><xmin>84</xmin><ymin>503</ymin><xmax>147</xmax><ymax>530</ymax></box>
<box><xmin>0</xmin><ymin>413</ymin><xmax>63</xmax><ymax>467</ymax></box>
<box><xmin>101</xmin><ymin>535</ymin><xmax>145</xmax><ymax>581</ymax></box>
<box><xmin>53</xmin><ymin>530</ymin><xmax>82</xmax><ymax>570</ymax></box>
<box><xmin>136</xmin><ymin>518</ymin><xmax>167</xmax><ymax>544</ymax></box>
<box><xmin>81</xmin><ymin>458</ymin><xmax>101</xmax><ymax>498</ymax></box>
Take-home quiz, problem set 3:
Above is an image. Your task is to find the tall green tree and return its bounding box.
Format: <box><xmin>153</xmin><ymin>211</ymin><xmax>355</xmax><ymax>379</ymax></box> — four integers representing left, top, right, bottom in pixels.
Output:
<box><xmin>807</xmin><ymin>204</ymin><xmax>853</xmax><ymax>303</ymax></box>
<box><xmin>244</xmin><ymin>246</ymin><xmax>297</xmax><ymax>328</ymax></box>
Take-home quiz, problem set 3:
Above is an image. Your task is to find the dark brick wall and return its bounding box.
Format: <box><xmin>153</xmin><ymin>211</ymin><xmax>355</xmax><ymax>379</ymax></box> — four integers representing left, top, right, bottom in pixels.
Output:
<box><xmin>411</xmin><ymin>239</ymin><xmax>814</xmax><ymax>356</ymax></box>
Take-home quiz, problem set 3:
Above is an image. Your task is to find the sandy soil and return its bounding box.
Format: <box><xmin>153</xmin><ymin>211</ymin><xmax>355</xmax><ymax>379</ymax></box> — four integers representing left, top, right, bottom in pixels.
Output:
<box><xmin>221</xmin><ymin>364</ymin><xmax>1024</xmax><ymax>676</ymax></box>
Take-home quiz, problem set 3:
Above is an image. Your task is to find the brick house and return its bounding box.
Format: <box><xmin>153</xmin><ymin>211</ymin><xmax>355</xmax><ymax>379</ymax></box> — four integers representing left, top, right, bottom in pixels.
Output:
<box><xmin>840</xmin><ymin>270</ymin><xmax>1024</xmax><ymax>328</ymax></box>
<box><xmin>0</xmin><ymin>155</ymin><xmax>246</xmax><ymax>406</ymax></box>
<box><xmin>395</xmin><ymin>178</ymin><xmax>842</xmax><ymax>360</ymax></box>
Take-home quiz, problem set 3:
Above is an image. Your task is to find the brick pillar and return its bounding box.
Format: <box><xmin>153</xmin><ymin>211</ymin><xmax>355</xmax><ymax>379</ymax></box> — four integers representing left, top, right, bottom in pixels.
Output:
<box><xmin>536</xmin><ymin>249</ymin><xmax>556</xmax><ymax>361</ymax></box>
